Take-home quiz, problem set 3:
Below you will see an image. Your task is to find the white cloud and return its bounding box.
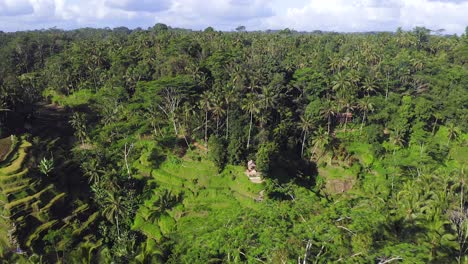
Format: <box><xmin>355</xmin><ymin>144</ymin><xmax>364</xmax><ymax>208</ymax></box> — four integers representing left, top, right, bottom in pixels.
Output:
<box><xmin>158</xmin><ymin>0</ymin><xmax>273</xmax><ymax>29</ymax></box>
<box><xmin>399</xmin><ymin>0</ymin><xmax>468</xmax><ymax>33</ymax></box>
<box><xmin>0</xmin><ymin>0</ymin><xmax>466</xmax><ymax>34</ymax></box>
<box><xmin>104</xmin><ymin>0</ymin><xmax>171</xmax><ymax>12</ymax></box>
<box><xmin>264</xmin><ymin>0</ymin><xmax>468</xmax><ymax>34</ymax></box>
<box><xmin>0</xmin><ymin>0</ymin><xmax>34</xmax><ymax>16</ymax></box>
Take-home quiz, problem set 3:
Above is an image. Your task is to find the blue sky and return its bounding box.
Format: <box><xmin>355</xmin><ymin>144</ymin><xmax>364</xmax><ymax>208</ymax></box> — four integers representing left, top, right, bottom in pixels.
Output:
<box><xmin>0</xmin><ymin>0</ymin><xmax>467</xmax><ymax>34</ymax></box>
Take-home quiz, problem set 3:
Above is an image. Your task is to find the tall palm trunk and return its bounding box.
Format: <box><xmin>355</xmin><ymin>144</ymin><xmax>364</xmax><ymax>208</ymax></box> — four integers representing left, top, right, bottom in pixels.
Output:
<box><xmin>171</xmin><ymin>114</ymin><xmax>178</xmax><ymax>136</ymax></box>
<box><xmin>344</xmin><ymin>106</ymin><xmax>350</xmax><ymax>133</ymax></box>
<box><xmin>225</xmin><ymin>107</ymin><xmax>229</xmax><ymax>140</ymax></box>
<box><xmin>204</xmin><ymin>110</ymin><xmax>208</xmax><ymax>147</ymax></box>
<box><xmin>385</xmin><ymin>72</ymin><xmax>389</xmax><ymax>101</ymax></box>
<box><xmin>116</xmin><ymin>215</ymin><xmax>120</xmax><ymax>238</ymax></box>
<box><xmin>360</xmin><ymin>111</ymin><xmax>367</xmax><ymax>134</ymax></box>
<box><xmin>431</xmin><ymin>117</ymin><xmax>438</xmax><ymax>135</ymax></box>
<box><xmin>301</xmin><ymin>131</ymin><xmax>307</xmax><ymax>157</ymax></box>
<box><xmin>247</xmin><ymin>111</ymin><xmax>253</xmax><ymax>149</ymax></box>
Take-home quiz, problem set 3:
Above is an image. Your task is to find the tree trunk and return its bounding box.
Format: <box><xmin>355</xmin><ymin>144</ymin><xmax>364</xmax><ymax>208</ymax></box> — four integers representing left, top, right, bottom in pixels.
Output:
<box><xmin>204</xmin><ymin>110</ymin><xmax>208</xmax><ymax>147</ymax></box>
<box><xmin>344</xmin><ymin>114</ymin><xmax>348</xmax><ymax>133</ymax></box>
<box><xmin>116</xmin><ymin>215</ymin><xmax>120</xmax><ymax>238</ymax></box>
<box><xmin>54</xmin><ymin>244</ymin><xmax>60</xmax><ymax>264</ymax></box>
<box><xmin>226</xmin><ymin>107</ymin><xmax>229</xmax><ymax>140</ymax></box>
<box><xmin>247</xmin><ymin>112</ymin><xmax>253</xmax><ymax>149</ymax></box>
<box><xmin>327</xmin><ymin>114</ymin><xmax>331</xmax><ymax>134</ymax></box>
<box><xmin>152</xmin><ymin>121</ymin><xmax>158</xmax><ymax>137</ymax></box>
<box><xmin>359</xmin><ymin>111</ymin><xmax>366</xmax><ymax>134</ymax></box>
<box><xmin>301</xmin><ymin>131</ymin><xmax>307</xmax><ymax>157</ymax></box>
<box><xmin>431</xmin><ymin>117</ymin><xmax>438</xmax><ymax>135</ymax></box>
<box><xmin>385</xmin><ymin>72</ymin><xmax>389</xmax><ymax>101</ymax></box>
<box><xmin>172</xmin><ymin>115</ymin><xmax>178</xmax><ymax>136</ymax></box>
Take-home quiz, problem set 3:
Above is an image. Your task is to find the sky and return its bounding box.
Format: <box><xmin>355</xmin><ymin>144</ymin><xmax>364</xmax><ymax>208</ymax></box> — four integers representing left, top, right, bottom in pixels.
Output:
<box><xmin>0</xmin><ymin>0</ymin><xmax>467</xmax><ymax>34</ymax></box>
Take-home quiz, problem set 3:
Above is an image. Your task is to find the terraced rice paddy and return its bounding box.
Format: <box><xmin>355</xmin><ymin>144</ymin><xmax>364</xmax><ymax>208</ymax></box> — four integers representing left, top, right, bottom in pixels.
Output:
<box><xmin>0</xmin><ymin>136</ymin><xmax>96</xmax><ymax>257</ymax></box>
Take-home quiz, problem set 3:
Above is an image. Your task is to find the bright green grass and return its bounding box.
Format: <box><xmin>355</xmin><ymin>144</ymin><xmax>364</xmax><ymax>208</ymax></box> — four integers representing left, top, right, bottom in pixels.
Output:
<box><xmin>133</xmin><ymin>146</ymin><xmax>265</xmax><ymax>242</ymax></box>
<box><xmin>346</xmin><ymin>142</ymin><xmax>375</xmax><ymax>167</ymax></box>
<box><xmin>44</xmin><ymin>88</ymin><xmax>95</xmax><ymax>107</ymax></box>
<box><xmin>318</xmin><ymin>165</ymin><xmax>355</xmax><ymax>179</ymax></box>
<box><xmin>133</xmin><ymin>214</ymin><xmax>163</xmax><ymax>241</ymax></box>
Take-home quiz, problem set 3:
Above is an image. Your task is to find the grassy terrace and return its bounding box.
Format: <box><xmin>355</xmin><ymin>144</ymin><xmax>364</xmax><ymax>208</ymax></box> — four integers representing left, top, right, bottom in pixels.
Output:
<box><xmin>133</xmin><ymin>143</ymin><xmax>265</xmax><ymax>242</ymax></box>
<box><xmin>0</xmin><ymin>136</ymin><xmax>31</xmax><ymax>256</ymax></box>
<box><xmin>0</xmin><ymin>136</ymin><xmax>93</xmax><ymax>256</ymax></box>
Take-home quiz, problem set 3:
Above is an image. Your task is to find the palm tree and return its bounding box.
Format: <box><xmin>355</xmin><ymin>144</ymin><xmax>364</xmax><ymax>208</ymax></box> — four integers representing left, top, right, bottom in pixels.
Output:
<box><xmin>259</xmin><ymin>86</ymin><xmax>278</xmax><ymax>129</ymax></box>
<box><xmin>311</xmin><ymin>127</ymin><xmax>329</xmax><ymax>159</ymax></box>
<box><xmin>390</xmin><ymin>129</ymin><xmax>406</xmax><ymax>155</ymax></box>
<box><xmin>209</xmin><ymin>94</ymin><xmax>225</xmax><ymax>136</ymax></box>
<box><xmin>329</xmin><ymin>56</ymin><xmax>341</xmax><ymax>74</ymax></box>
<box><xmin>320</xmin><ymin>100</ymin><xmax>336</xmax><ymax>135</ymax></box>
<box><xmin>362</xmin><ymin>76</ymin><xmax>379</xmax><ymax>96</ymax></box>
<box><xmin>199</xmin><ymin>91</ymin><xmax>212</xmax><ymax>147</ymax></box>
<box><xmin>357</xmin><ymin>97</ymin><xmax>375</xmax><ymax>133</ymax></box>
<box><xmin>241</xmin><ymin>93</ymin><xmax>260</xmax><ymax>149</ymax></box>
<box><xmin>145</xmin><ymin>189</ymin><xmax>180</xmax><ymax>223</ymax></box>
<box><xmin>341</xmin><ymin>101</ymin><xmax>354</xmax><ymax>134</ymax></box>
<box><xmin>102</xmin><ymin>191</ymin><xmax>126</xmax><ymax>238</ymax></box>
<box><xmin>260</xmin><ymin>86</ymin><xmax>278</xmax><ymax>112</ymax></box>
<box><xmin>82</xmin><ymin>159</ymin><xmax>104</xmax><ymax>184</ymax></box>
<box><xmin>224</xmin><ymin>86</ymin><xmax>236</xmax><ymax>140</ymax></box>
<box><xmin>347</xmin><ymin>69</ymin><xmax>361</xmax><ymax>87</ymax></box>
<box><xmin>331</xmin><ymin>72</ymin><xmax>351</xmax><ymax>99</ymax></box>
<box><xmin>447</xmin><ymin>123</ymin><xmax>460</xmax><ymax>145</ymax></box>
<box><xmin>299</xmin><ymin>114</ymin><xmax>314</xmax><ymax>157</ymax></box>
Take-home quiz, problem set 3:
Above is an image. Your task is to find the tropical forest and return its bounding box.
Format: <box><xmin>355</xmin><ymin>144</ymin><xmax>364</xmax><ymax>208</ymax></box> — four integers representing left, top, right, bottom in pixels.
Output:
<box><xmin>0</xmin><ymin>25</ymin><xmax>467</xmax><ymax>263</ymax></box>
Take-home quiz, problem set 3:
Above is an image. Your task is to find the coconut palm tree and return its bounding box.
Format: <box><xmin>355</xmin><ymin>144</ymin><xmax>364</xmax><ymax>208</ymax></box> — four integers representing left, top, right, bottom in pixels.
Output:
<box><xmin>362</xmin><ymin>76</ymin><xmax>379</xmax><ymax>96</ymax></box>
<box><xmin>241</xmin><ymin>93</ymin><xmax>260</xmax><ymax>149</ymax></box>
<box><xmin>390</xmin><ymin>129</ymin><xmax>406</xmax><ymax>155</ymax></box>
<box><xmin>332</xmin><ymin>72</ymin><xmax>351</xmax><ymax>99</ymax></box>
<box><xmin>145</xmin><ymin>189</ymin><xmax>180</xmax><ymax>223</ymax></box>
<box><xmin>299</xmin><ymin>114</ymin><xmax>314</xmax><ymax>157</ymax></box>
<box><xmin>224</xmin><ymin>86</ymin><xmax>236</xmax><ymax>140</ymax></box>
<box><xmin>357</xmin><ymin>97</ymin><xmax>375</xmax><ymax>133</ymax></box>
<box><xmin>102</xmin><ymin>191</ymin><xmax>126</xmax><ymax>238</ymax></box>
<box><xmin>447</xmin><ymin>123</ymin><xmax>460</xmax><ymax>145</ymax></box>
<box><xmin>199</xmin><ymin>91</ymin><xmax>212</xmax><ymax>146</ymax></box>
<box><xmin>208</xmin><ymin>94</ymin><xmax>225</xmax><ymax>136</ymax></box>
<box><xmin>311</xmin><ymin>127</ymin><xmax>330</xmax><ymax>159</ymax></box>
<box><xmin>329</xmin><ymin>56</ymin><xmax>341</xmax><ymax>74</ymax></box>
<box><xmin>320</xmin><ymin>100</ymin><xmax>337</xmax><ymax>135</ymax></box>
<box><xmin>82</xmin><ymin>159</ymin><xmax>104</xmax><ymax>184</ymax></box>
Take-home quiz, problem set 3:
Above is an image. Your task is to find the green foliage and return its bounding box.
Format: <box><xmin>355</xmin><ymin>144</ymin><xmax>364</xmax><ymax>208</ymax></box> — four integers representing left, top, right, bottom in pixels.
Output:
<box><xmin>208</xmin><ymin>135</ymin><xmax>226</xmax><ymax>172</ymax></box>
<box><xmin>0</xmin><ymin>26</ymin><xmax>467</xmax><ymax>263</ymax></box>
<box><xmin>256</xmin><ymin>142</ymin><xmax>279</xmax><ymax>175</ymax></box>
<box><xmin>39</xmin><ymin>157</ymin><xmax>54</xmax><ymax>177</ymax></box>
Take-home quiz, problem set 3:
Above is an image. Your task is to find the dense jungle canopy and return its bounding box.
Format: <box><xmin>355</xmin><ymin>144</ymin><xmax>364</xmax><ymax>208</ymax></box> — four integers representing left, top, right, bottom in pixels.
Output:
<box><xmin>0</xmin><ymin>25</ymin><xmax>467</xmax><ymax>263</ymax></box>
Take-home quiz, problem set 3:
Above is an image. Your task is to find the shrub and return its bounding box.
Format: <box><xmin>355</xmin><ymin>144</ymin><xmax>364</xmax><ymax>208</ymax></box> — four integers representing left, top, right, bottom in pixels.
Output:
<box><xmin>256</xmin><ymin>142</ymin><xmax>279</xmax><ymax>175</ymax></box>
<box><xmin>208</xmin><ymin>135</ymin><xmax>227</xmax><ymax>172</ymax></box>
